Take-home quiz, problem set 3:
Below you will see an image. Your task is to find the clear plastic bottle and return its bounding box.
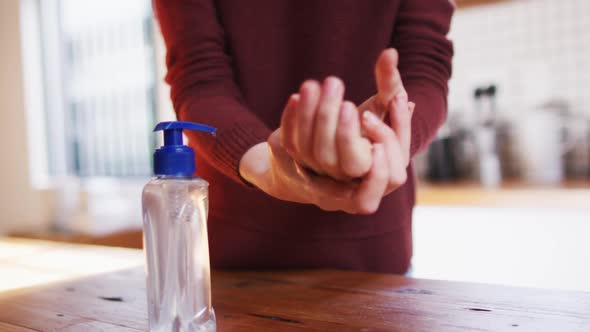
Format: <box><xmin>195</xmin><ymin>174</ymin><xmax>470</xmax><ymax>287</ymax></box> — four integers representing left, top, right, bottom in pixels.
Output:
<box><xmin>142</xmin><ymin>121</ymin><xmax>217</xmax><ymax>332</ymax></box>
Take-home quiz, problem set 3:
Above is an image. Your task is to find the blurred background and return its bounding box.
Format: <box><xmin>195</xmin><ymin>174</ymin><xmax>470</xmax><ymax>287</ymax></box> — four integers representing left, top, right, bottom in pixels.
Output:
<box><xmin>1</xmin><ymin>0</ymin><xmax>589</xmax><ymax>291</ymax></box>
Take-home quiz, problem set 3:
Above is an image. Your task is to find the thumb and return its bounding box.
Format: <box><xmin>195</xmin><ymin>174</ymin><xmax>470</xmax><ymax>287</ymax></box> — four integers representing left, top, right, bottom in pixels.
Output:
<box><xmin>375</xmin><ymin>48</ymin><xmax>406</xmax><ymax>109</ymax></box>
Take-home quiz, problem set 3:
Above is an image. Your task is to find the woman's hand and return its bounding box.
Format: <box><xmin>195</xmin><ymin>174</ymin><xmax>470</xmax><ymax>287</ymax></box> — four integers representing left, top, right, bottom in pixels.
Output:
<box><xmin>279</xmin><ymin>48</ymin><xmax>407</xmax><ymax>182</ymax></box>
<box><xmin>239</xmin><ymin>96</ymin><xmax>393</xmax><ymax>214</ymax></box>
<box><xmin>280</xmin><ymin>78</ymin><xmax>372</xmax><ymax>181</ymax></box>
<box><xmin>239</xmin><ymin>47</ymin><xmax>415</xmax><ymax>214</ymax></box>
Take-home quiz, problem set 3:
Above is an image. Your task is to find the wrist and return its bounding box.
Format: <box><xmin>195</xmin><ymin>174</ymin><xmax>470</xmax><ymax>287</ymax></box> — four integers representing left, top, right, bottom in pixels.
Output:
<box><xmin>238</xmin><ymin>142</ymin><xmax>271</xmax><ymax>189</ymax></box>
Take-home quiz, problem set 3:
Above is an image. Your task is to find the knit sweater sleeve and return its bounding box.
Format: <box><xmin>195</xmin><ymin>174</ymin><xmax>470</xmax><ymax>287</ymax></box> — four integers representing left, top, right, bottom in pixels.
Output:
<box><xmin>154</xmin><ymin>0</ymin><xmax>272</xmax><ymax>185</ymax></box>
<box><xmin>392</xmin><ymin>0</ymin><xmax>455</xmax><ymax>157</ymax></box>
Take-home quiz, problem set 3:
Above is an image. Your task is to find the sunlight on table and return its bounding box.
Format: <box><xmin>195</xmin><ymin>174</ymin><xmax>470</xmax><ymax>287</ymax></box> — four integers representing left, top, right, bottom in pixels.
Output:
<box><xmin>0</xmin><ymin>238</ymin><xmax>143</xmax><ymax>292</ymax></box>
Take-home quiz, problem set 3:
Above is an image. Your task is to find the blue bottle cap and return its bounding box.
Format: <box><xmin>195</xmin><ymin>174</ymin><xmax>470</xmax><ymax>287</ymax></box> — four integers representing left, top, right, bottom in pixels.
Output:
<box><xmin>153</xmin><ymin>121</ymin><xmax>217</xmax><ymax>176</ymax></box>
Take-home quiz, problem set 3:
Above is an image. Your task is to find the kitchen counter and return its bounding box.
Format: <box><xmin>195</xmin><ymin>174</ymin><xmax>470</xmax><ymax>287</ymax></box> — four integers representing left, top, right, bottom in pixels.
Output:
<box><xmin>417</xmin><ymin>179</ymin><xmax>590</xmax><ymax>208</ymax></box>
<box><xmin>1</xmin><ymin>238</ymin><xmax>589</xmax><ymax>331</ymax></box>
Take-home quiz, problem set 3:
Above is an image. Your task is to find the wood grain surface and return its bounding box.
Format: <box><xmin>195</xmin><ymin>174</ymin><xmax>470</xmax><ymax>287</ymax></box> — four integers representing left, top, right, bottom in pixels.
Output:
<box><xmin>1</xmin><ymin>238</ymin><xmax>589</xmax><ymax>331</ymax></box>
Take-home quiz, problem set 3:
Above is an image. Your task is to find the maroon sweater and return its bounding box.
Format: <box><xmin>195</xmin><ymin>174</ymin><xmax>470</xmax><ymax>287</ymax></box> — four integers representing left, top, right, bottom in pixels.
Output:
<box><xmin>155</xmin><ymin>0</ymin><xmax>453</xmax><ymax>274</ymax></box>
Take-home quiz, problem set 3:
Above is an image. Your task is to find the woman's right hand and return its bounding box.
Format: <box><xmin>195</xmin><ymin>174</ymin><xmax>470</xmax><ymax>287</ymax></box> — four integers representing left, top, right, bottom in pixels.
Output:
<box><xmin>239</xmin><ymin>96</ymin><xmax>391</xmax><ymax>214</ymax></box>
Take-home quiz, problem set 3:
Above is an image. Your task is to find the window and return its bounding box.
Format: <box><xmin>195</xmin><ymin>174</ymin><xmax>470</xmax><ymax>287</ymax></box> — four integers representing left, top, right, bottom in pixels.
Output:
<box><xmin>37</xmin><ymin>0</ymin><xmax>156</xmax><ymax>179</ymax></box>
<box><xmin>20</xmin><ymin>0</ymin><xmax>162</xmax><ymax>234</ymax></box>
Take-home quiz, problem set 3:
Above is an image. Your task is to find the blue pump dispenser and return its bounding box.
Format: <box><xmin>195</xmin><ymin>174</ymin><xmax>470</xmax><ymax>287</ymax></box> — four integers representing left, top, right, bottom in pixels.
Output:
<box><xmin>144</xmin><ymin>121</ymin><xmax>218</xmax><ymax>330</ymax></box>
<box><xmin>153</xmin><ymin>121</ymin><xmax>217</xmax><ymax>176</ymax></box>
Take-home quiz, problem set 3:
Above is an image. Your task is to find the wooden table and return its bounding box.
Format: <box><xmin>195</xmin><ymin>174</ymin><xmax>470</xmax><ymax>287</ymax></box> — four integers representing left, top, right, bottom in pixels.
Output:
<box><xmin>1</xmin><ymin>238</ymin><xmax>589</xmax><ymax>331</ymax></box>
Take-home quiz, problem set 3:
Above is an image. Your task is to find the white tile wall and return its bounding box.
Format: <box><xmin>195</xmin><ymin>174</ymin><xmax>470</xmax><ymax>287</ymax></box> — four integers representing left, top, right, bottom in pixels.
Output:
<box><xmin>448</xmin><ymin>0</ymin><xmax>590</xmax><ymax>117</ymax></box>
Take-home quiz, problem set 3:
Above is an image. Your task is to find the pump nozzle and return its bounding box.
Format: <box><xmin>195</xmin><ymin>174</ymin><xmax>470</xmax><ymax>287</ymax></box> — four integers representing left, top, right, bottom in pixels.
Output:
<box><xmin>152</xmin><ymin>121</ymin><xmax>217</xmax><ymax>176</ymax></box>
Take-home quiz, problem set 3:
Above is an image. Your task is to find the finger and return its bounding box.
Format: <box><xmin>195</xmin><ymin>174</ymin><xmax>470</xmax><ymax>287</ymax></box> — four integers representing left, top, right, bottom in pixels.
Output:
<box><xmin>362</xmin><ymin>110</ymin><xmax>397</xmax><ymax>146</ymax></box>
<box><xmin>309</xmin><ymin>175</ymin><xmax>357</xmax><ymax>201</ymax></box>
<box><xmin>389</xmin><ymin>95</ymin><xmax>412</xmax><ymax>164</ymax></box>
<box><xmin>295</xmin><ymin>80</ymin><xmax>321</xmax><ymax>169</ymax></box>
<box><xmin>362</xmin><ymin>110</ymin><xmax>408</xmax><ymax>188</ymax></box>
<box><xmin>269</xmin><ymin>132</ymin><xmax>357</xmax><ymax>204</ymax></box>
<box><xmin>294</xmin><ymin>161</ymin><xmax>357</xmax><ymax>200</ymax></box>
<box><xmin>313</xmin><ymin>76</ymin><xmax>345</xmax><ymax>174</ymax></box>
<box><xmin>336</xmin><ymin>101</ymin><xmax>372</xmax><ymax>178</ymax></box>
<box><xmin>280</xmin><ymin>94</ymin><xmax>300</xmax><ymax>154</ymax></box>
<box><xmin>353</xmin><ymin>144</ymin><xmax>389</xmax><ymax>214</ymax></box>
<box><xmin>375</xmin><ymin>49</ymin><xmax>406</xmax><ymax>117</ymax></box>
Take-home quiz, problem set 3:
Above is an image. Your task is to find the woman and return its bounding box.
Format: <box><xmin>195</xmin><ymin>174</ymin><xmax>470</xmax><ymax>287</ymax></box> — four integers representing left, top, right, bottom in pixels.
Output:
<box><xmin>154</xmin><ymin>0</ymin><xmax>453</xmax><ymax>274</ymax></box>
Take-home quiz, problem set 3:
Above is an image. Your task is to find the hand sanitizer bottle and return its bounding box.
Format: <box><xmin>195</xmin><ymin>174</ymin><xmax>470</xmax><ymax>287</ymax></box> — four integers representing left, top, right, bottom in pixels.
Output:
<box><xmin>142</xmin><ymin>121</ymin><xmax>217</xmax><ymax>332</ymax></box>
